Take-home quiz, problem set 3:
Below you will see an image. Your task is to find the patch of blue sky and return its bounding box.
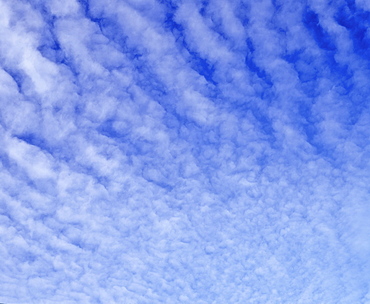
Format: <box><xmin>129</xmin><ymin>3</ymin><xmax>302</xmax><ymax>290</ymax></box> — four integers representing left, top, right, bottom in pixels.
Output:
<box><xmin>336</xmin><ymin>1</ymin><xmax>370</xmax><ymax>55</ymax></box>
<box><xmin>303</xmin><ymin>9</ymin><xmax>337</xmax><ymax>51</ymax></box>
<box><xmin>1</xmin><ymin>0</ymin><xmax>370</xmax><ymax>303</ymax></box>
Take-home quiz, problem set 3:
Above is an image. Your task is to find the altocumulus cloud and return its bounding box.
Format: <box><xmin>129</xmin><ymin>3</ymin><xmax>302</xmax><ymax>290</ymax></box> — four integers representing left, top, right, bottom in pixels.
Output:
<box><xmin>0</xmin><ymin>0</ymin><xmax>370</xmax><ymax>303</ymax></box>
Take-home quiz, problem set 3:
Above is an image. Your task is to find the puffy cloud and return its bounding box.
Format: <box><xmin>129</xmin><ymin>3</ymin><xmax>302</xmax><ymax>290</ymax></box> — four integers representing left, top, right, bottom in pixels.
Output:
<box><xmin>0</xmin><ymin>0</ymin><xmax>369</xmax><ymax>303</ymax></box>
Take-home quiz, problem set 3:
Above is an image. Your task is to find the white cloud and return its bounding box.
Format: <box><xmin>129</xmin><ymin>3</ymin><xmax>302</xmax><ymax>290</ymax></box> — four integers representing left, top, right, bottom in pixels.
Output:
<box><xmin>0</xmin><ymin>0</ymin><xmax>369</xmax><ymax>303</ymax></box>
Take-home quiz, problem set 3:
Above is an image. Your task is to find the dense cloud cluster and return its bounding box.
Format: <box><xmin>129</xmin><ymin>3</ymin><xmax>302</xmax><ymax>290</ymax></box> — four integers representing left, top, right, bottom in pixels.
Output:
<box><xmin>0</xmin><ymin>0</ymin><xmax>369</xmax><ymax>303</ymax></box>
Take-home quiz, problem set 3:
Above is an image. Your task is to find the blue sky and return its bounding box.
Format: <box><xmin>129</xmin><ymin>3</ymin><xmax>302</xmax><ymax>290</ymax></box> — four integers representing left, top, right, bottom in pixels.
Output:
<box><xmin>0</xmin><ymin>0</ymin><xmax>370</xmax><ymax>303</ymax></box>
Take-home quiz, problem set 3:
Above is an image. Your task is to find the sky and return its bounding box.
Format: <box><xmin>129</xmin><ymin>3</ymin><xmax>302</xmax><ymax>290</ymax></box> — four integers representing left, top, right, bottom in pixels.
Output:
<box><xmin>0</xmin><ymin>0</ymin><xmax>370</xmax><ymax>303</ymax></box>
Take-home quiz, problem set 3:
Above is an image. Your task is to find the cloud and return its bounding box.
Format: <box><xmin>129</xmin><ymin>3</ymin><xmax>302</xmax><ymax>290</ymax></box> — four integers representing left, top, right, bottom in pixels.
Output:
<box><xmin>0</xmin><ymin>0</ymin><xmax>369</xmax><ymax>303</ymax></box>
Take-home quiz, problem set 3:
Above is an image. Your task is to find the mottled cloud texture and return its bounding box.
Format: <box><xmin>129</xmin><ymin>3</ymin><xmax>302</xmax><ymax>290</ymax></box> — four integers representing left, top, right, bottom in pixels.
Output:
<box><xmin>1</xmin><ymin>0</ymin><xmax>370</xmax><ymax>303</ymax></box>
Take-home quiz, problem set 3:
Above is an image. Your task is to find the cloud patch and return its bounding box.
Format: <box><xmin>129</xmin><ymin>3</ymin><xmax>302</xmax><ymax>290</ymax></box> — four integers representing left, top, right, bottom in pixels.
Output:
<box><xmin>0</xmin><ymin>0</ymin><xmax>369</xmax><ymax>303</ymax></box>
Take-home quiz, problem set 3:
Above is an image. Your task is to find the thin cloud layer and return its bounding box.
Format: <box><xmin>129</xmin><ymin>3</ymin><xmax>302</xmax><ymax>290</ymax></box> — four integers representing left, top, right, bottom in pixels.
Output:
<box><xmin>0</xmin><ymin>0</ymin><xmax>369</xmax><ymax>303</ymax></box>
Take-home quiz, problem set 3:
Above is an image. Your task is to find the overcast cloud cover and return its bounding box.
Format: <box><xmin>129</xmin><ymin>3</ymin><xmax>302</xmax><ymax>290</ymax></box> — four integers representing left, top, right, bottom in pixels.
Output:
<box><xmin>0</xmin><ymin>0</ymin><xmax>370</xmax><ymax>303</ymax></box>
